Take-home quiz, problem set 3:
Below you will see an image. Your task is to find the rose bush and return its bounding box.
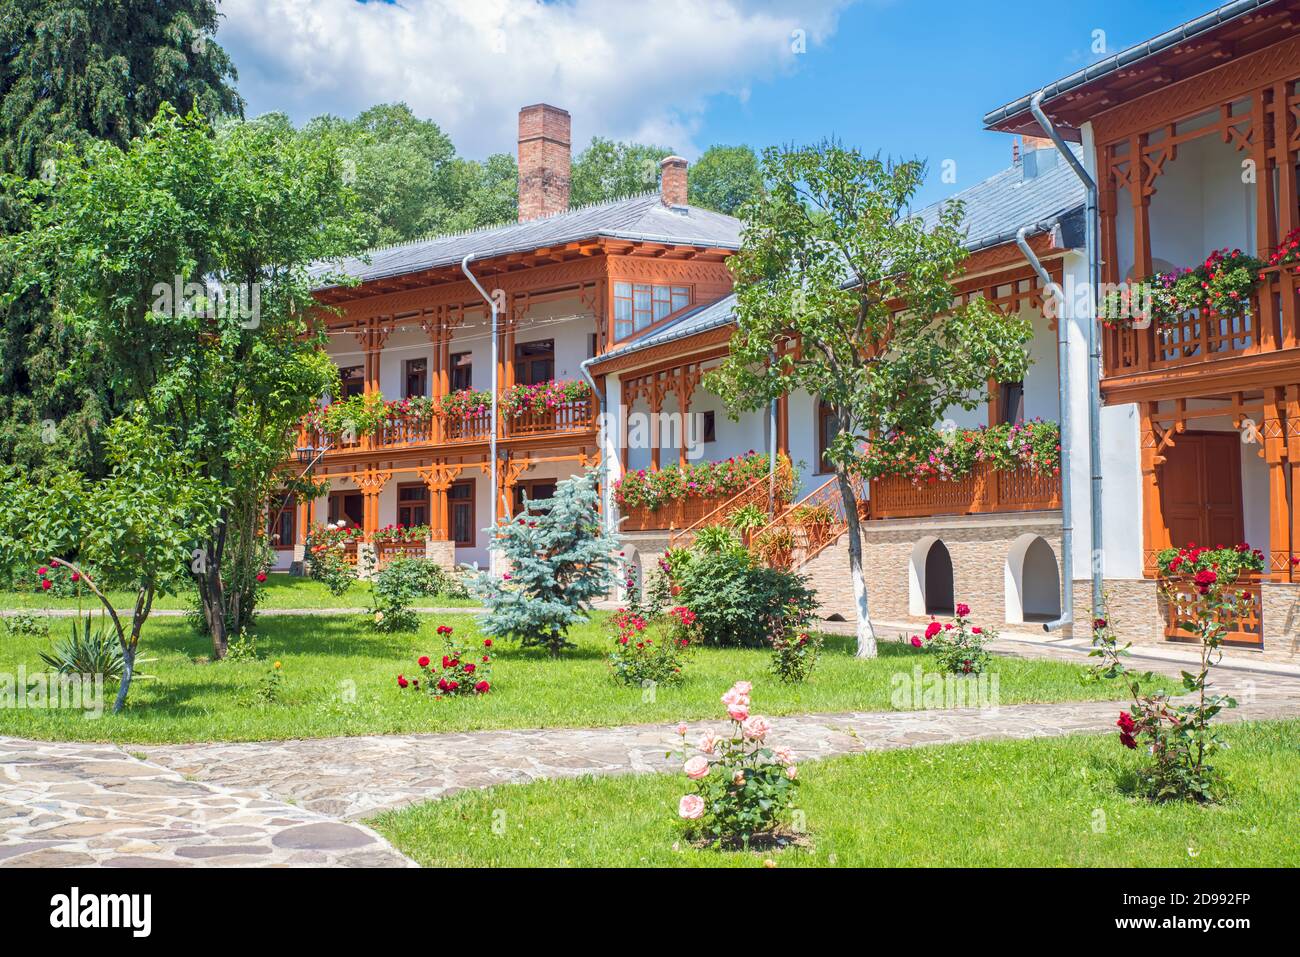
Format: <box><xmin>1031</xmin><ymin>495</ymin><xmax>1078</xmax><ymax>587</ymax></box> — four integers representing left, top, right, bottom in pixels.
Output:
<box><xmin>608</xmin><ymin>605</ymin><xmax>698</xmax><ymax>687</ymax></box>
<box><xmin>910</xmin><ymin>602</ymin><xmax>994</xmax><ymax>674</ymax></box>
<box><xmin>674</xmin><ymin>683</ymin><xmax>801</xmax><ymax>848</ymax></box>
<box><xmin>1087</xmin><ymin>601</ymin><xmax>1239</xmax><ymax>803</ymax></box>
<box><xmin>303</xmin><ymin>521</ymin><xmax>360</xmax><ymax>595</ymax></box>
<box><xmin>398</xmin><ymin>625</ymin><xmax>493</xmax><ymax>697</ymax></box>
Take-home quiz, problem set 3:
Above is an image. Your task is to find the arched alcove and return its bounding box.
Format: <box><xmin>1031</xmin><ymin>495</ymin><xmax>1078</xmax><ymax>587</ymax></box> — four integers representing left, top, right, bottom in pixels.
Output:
<box><xmin>909</xmin><ymin>536</ymin><xmax>954</xmax><ymax>617</ymax></box>
<box><xmin>1005</xmin><ymin>533</ymin><xmax>1062</xmax><ymax>624</ymax></box>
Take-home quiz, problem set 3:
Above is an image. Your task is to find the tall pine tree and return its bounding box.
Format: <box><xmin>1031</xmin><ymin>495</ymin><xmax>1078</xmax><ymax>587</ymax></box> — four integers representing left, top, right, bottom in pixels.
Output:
<box><xmin>0</xmin><ymin>0</ymin><xmax>242</xmax><ymax>478</ymax></box>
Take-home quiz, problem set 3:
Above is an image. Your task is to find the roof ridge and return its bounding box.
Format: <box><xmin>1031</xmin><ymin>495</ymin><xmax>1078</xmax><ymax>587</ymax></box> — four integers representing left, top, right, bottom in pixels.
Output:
<box><xmin>360</xmin><ymin>190</ymin><xmax>661</xmax><ymax>257</ymax></box>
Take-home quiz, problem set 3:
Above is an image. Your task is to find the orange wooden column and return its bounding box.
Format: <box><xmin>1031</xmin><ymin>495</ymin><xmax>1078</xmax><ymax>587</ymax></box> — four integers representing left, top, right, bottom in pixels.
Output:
<box><xmin>1287</xmin><ymin>386</ymin><xmax>1300</xmax><ymax>580</ymax></box>
<box><xmin>1263</xmin><ymin>387</ymin><xmax>1290</xmax><ymax>580</ymax></box>
<box><xmin>1139</xmin><ymin>402</ymin><xmax>1169</xmax><ymax>577</ymax></box>
<box><xmin>417</xmin><ymin>464</ymin><xmax>461</xmax><ymax>541</ymax></box>
<box><xmin>356</xmin><ymin>468</ymin><xmax>391</xmax><ymax>536</ymax></box>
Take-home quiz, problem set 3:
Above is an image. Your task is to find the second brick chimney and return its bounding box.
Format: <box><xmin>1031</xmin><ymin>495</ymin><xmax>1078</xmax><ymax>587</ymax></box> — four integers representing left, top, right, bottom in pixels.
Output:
<box><xmin>660</xmin><ymin>155</ymin><xmax>688</xmax><ymax>208</ymax></box>
<box><xmin>517</xmin><ymin>104</ymin><xmax>571</xmax><ymax>222</ymax></box>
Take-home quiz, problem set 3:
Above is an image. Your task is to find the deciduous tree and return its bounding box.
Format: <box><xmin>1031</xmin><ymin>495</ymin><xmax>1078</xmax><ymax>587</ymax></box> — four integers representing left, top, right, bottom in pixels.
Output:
<box><xmin>706</xmin><ymin>143</ymin><xmax>1031</xmax><ymax>657</ymax></box>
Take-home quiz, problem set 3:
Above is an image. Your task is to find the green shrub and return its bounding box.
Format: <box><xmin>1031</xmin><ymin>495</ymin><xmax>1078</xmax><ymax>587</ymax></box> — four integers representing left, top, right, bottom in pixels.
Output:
<box><xmin>382</xmin><ymin>556</ymin><xmax>469</xmax><ymax>600</ymax></box>
<box><xmin>39</xmin><ymin>616</ymin><xmax>124</xmax><ymax>679</ymax></box>
<box><xmin>3</xmin><ymin>611</ymin><xmax>50</xmax><ymax>637</ymax></box>
<box><xmin>670</xmin><ymin>548</ymin><xmax>817</xmax><ymax>648</ymax></box>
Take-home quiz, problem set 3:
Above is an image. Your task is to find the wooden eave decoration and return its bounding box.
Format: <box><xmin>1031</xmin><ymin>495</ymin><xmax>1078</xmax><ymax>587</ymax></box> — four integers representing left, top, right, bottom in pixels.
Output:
<box><xmin>988</xmin><ymin>0</ymin><xmax>1300</xmax><ymax>137</ymax></box>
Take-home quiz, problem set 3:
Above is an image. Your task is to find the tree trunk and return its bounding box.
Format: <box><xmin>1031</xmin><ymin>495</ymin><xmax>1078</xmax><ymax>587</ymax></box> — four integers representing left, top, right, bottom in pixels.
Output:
<box><xmin>199</xmin><ymin>560</ymin><xmax>229</xmax><ymax>661</ymax></box>
<box><xmin>113</xmin><ymin>646</ymin><xmax>134</xmax><ymax>714</ymax></box>
<box><xmin>835</xmin><ymin>468</ymin><xmax>877</xmax><ymax>658</ymax></box>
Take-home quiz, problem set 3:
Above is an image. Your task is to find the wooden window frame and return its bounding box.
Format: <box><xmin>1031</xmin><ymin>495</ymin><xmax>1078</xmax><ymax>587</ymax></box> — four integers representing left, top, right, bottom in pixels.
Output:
<box><xmin>702</xmin><ymin>409</ymin><xmax>716</xmax><ymax>444</ymax></box>
<box><xmin>396</xmin><ymin>482</ymin><xmax>430</xmax><ymax>528</ymax></box>
<box><xmin>268</xmin><ymin>494</ymin><xmax>295</xmax><ymax>551</ymax></box>
<box><xmin>448</xmin><ymin>480</ymin><xmax>476</xmax><ymax>548</ymax></box>
<box><xmin>403</xmin><ymin>357</ymin><xmax>429</xmax><ymax>399</ymax></box>
<box><xmin>450</xmin><ymin>352</ymin><xmax>473</xmax><ymax>392</ymax></box>
<box><xmin>612</xmin><ymin>282</ymin><xmax>693</xmax><ymax>342</ymax></box>
<box><xmin>514</xmin><ymin>339</ymin><xmax>555</xmax><ymax>385</ymax></box>
<box><xmin>339</xmin><ymin>365</ymin><xmax>365</xmax><ymax>398</ymax></box>
<box><xmin>817</xmin><ymin>402</ymin><xmax>837</xmax><ymax>474</ymax></box>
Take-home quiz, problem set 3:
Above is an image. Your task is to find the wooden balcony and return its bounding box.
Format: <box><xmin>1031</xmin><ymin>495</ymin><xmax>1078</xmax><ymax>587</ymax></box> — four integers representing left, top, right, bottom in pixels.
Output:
<box><xmin>1103</xmin><ymin>268</ymin><xmax>1298</xmax><ymax>378</ymax></box>
<box><xmin>868</xmin><ymin>462</ymin><xmax>1061</xmax><ymax>520</ymax></box>
<box><xmin>621</xmin><ymin>495</ymin><xmax>734</xmax><ymax>533</ymax></box>
<box><xmin>1160</xmin><ymin>572</ymin><xmax>1264</xmax><ymax>648</ymax></box>
<box><xmin>304</xmin><ymin>395</ymin><xmax>597</xmax><ymax>458</ymax></box>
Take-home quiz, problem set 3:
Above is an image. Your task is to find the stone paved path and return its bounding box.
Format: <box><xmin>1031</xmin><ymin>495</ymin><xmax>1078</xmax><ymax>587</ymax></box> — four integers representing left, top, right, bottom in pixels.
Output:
<box><xmin>0</xmin><ymin>738</ymin><xmax>413</xmax><ymax>867</ymax></box>
<box><xmin>3</xmin><ymin>640</ymin><xmax>1297</xmax><ymax>865</ymax></box>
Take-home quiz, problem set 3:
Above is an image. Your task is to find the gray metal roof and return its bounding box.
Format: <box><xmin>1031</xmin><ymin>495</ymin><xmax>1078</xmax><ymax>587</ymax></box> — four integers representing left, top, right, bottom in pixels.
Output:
<box><xmin>314</xmin><ymin>192</ymin><xmax>743</xmax><ymax>288</ymax></box>
<box><xmin>598</xmin><ymin>150</ymin><xmax>1086</xmax><ymax>365</ymax></box>
<box><xmin>910</xmin><ymin>143</ymin><xmax>1085</xmax><ymax>252</ymax></box>
<box><xmin>982</xmin><ymin>0</ymin><xmax>1274</xmax><ymax>130</ymax></box>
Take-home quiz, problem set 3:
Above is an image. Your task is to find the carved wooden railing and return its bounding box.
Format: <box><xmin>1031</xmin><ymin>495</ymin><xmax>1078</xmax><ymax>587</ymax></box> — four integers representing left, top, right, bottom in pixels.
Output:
<box><xmin>1103</xmin><ymin>269</ymin><xmax>1296</xmax><ymax>377</ymax></box>
<box><xmin>375</xmin><ymin>539</ymin><xmax>427</xmax><ymax>567</ymax></box>
<box><xmin>622</xmin><ymin>494</ymin><xmax>740</xmax><ymax>534</ymax></box>
<box><xmin>1159</xmin><ymin>573</ymin><xmax>1264</xmax><ymax>648</ymax></box>
<box><xmin>302</xmin><ymin>394</ymin><xmax>596</xmax><ymax>456</ymax></box>
<box><xmin>748</xmin><ymin>475</ymin><xmax>868</xmax><ymax>571</ymax></box>
<box><xmin>504</xmin><ymin>397</ymin><xmax>597</xmax><ymax>438</ymax></box>
<box><xmin>869</xmin><ymin>462</ymin><xmax>1060</xmax><ymax>520</ymax></box>
<box><xmin>663</xmin><ymin>456</ymin><xmax>795</xmax><ymax>549</ymax></box>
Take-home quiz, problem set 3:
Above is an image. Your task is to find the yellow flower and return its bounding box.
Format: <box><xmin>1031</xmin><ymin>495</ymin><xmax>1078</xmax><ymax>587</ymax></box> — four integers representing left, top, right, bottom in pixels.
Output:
<box><xmin>273</xmin><ymin>661</ymin><xmax>282</xmax><ymax>670</ymax></box>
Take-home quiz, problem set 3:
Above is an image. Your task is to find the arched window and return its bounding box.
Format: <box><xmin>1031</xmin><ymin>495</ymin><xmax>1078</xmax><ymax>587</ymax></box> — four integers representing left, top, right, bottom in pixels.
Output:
<box><xmin>909</xmin><ymin>536</ymin><xmax>955</xmax><ymax>617</ymax></box>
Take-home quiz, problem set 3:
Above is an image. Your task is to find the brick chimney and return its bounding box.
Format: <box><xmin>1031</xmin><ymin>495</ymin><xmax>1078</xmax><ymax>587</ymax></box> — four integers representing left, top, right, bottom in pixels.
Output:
<box><xmin>660</xmin><ymin>155</ymin><xmax>688</xmax><ymax>208</ymax></box>
<box><xmin>517</xmin><ymin>104</ymin><xmax>571</xmax><ymax>222</ymax></box>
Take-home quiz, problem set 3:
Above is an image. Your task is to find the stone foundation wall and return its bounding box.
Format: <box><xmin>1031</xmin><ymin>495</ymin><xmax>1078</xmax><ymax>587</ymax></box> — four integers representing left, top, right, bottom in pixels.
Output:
<box><xmin>1072</xmin><ymin>577</ymin><xmax>1300</xmax><ymax>665</ymax></box>
<box><xmin>803</xmin><ymin>511</ymin><xmax>1065</xmax><ymax>628</ymax></box>
<box><xmin>425</xmin><ymin>538</ymin><xmax>456</xmax><ymax>571</ymax></box>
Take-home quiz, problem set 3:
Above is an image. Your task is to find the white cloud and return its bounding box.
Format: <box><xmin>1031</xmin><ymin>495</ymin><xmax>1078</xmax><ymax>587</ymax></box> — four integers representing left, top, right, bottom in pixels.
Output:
<box><xmin>216</xmin><ymin>0</ymin><xmax>850</xmax><ymax>158</ymax></box>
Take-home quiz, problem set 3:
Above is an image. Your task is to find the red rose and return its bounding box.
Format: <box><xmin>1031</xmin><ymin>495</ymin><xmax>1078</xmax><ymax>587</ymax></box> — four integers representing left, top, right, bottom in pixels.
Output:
<box><xmin>474</xmin><ymin>680</ymin><xmax>490</xmax><ymax>694</ymax></box>
<box><xmin>1116</xmin><ymin>711</ymin><xmax>1136</xmax><ymax>734</ymax></box>
<box><xmin>418</xmin><ymin>656</ymin><xmax>430</xmax><ymax>668</ymax></box>
<box><xmin>1119</xmin><ymin>732</ymin><xmax>1137</xmax><ymax>750</ymax></box>
<box><xmin>955</xmin><ymin>602</ymin><xmax>970</xmax><ymax>617</ymax></box>
<box><xmin>910</xmin><ymin>636</ymin><xmax>923</xmax><ymax>648</ymax></box>
<box><xmin>41</xmin><ymin>579</ymin><xmax>52</xmax><ymax>591</ymax></box>
<box><xmin>924</xmin><ymin>621</ymin><xmax>941</xmax><ymax>639</ymax></box>
<box><xmin>397</xmin><ymin>675</ymin><xmax>408</xmax><ymax>689</ymax></box>
<box><xmin>1194</xmin><ymin>568</ymin><xmax>1218</xmax><ymax>593</ymax></box>
<box><xmin>1093</xmin><ymin>617</ymin><xmax>1107</xmax><ymax>630</ymax></box>
<box><xmin>37</xmin><ymin>566</ymin><xmax>48</xmax><ymax>577</ymax></box>
<box><xmin>255</xmin><ymin>572</ymin><xmax>267</xmax><ymax>583</ymax></box>
<box><xmin>971</xmin><ymin>626</ymin><xmax>982</xmax><ymax>634</ymax></box>
<box><xmin>483</xmin><ymin>639</ymin><xmax>492</xmax><ymax>647</ymax></box>
<box><xmin>464</xmin><ymin>663</ymin><xmax>475</xmax><ymax>674</ymax></box>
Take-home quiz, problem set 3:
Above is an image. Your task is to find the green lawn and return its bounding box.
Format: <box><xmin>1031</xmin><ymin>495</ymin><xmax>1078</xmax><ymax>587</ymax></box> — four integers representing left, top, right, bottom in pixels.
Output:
<box><xmin>0</xmin><ymin>611</ymin><xmax>1173</xmax><ymax>744</ymax></box>
<box><xmin>373</xmin><ymin>720</ymin><xmax>1300</xmax><ymax>867</ymax></box>
<box><xmin>0</xmin><ymin>573</ymin><xmax>479</xmax><ymax>611</ymax></box>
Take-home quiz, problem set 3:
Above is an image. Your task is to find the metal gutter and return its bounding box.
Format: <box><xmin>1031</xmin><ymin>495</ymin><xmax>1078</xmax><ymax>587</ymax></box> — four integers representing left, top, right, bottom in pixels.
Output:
<box><xmin>983</xmin><ymin>0</ymin><xmax>1274</xmax><ymax>130</ymax></box>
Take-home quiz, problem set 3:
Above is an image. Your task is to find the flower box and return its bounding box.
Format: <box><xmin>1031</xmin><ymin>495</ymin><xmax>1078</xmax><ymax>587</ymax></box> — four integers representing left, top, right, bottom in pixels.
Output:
<box><xmin>1158</xmin><ymin>571</ymin><xmax>1264</xmax><ymax>648</ymax></box>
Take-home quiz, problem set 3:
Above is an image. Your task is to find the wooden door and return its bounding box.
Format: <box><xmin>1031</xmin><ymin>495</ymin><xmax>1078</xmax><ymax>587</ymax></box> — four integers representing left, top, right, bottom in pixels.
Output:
<box><xmin>1159</xmin><ymin>431</ymin><xmax>1244</xmax><ymax>550</ymax></box>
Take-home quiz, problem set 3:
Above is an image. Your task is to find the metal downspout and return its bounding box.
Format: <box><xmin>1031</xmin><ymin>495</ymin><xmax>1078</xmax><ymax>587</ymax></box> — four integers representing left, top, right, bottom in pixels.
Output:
<box><xmin>461</xmin><ymin>253</ymin><xmax>499</xmax><ymax>573</ymax></box>
<box><xmin>578</xmin><ymin>355</ymin><xmax>612</xmax><ymax>534</ymax></box>
<box><xmin>1031</xmin><ymin>89</ymin><xmax>1104</xmax><ymax>622</ymax></box>
<box><xmin>1017</xmin><ymin>225</ymin><xmax>1073</xmax><ymax>631</ymax></box>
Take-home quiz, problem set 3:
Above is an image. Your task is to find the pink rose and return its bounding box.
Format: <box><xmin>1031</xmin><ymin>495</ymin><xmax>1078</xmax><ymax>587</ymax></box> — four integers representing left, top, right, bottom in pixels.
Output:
<box><xmin>786</xmin><ymin>765</ymin><xmax>798</xmax><ymax>780</ymax></box>
<box><xmin>732</xmin><ymin>681</ymin><xmax>752</xmax><ymax>695</ymax></box>
<box><xmin>741</xmin><ymin>715</ymin><xmax>771</xmax><ymax>741</ymax></box>
<box><xmin>773</xmin><ymin>746</ymin><xmax>795</xmax><ymax>766</ymax></box>
<box><xmin>683</xmin><ymin>755</ymin><xmax>710</xmax><ymax>780</ymax></box>
<box><xmin>720</xmin><ymin>688</ymin><xmax>749</xmax><ymax>708</ymax></box>
<box><xmin>697</xmin><ymin>732</ymin><xmax>720</xmax><ymax>754</ymax></box>
<box><xmin>676</xmin><ymin>722</ymin><xmax>688</xmax><ymax>736</ymax></box>
<box><xmin>678</xmin><ymin>794</ymin><xmax>705</xmax><ymax>820</ymax></box>
<box><xmin>726</xmin><ymin>702</ymin><xmax>750</xmax><ymax>722</ymax></box>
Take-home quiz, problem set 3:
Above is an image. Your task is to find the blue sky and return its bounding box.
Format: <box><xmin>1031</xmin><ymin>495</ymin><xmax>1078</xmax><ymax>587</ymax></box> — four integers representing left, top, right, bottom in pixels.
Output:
<box><xmin>220</xmin><ymin>0</ymin><xmax>1220</xmax><ymax>207</ymax></box>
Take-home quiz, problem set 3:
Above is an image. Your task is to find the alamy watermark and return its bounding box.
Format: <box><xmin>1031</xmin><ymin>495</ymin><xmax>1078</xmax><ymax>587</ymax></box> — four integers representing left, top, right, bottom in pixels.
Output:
<box><xmin>890</xmin><ymin>664</ymin><xmax>1000</xmax><ymax>713</ymax></box>
<box><xmin>151</xmin><ymin>276</ymin><xmax>261</xmax><ymax>329</ymax></box>
<box><xmin>1</xmin><ymin>667</ymin><xmax>104</xmax><ymax>719</ymax></box>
